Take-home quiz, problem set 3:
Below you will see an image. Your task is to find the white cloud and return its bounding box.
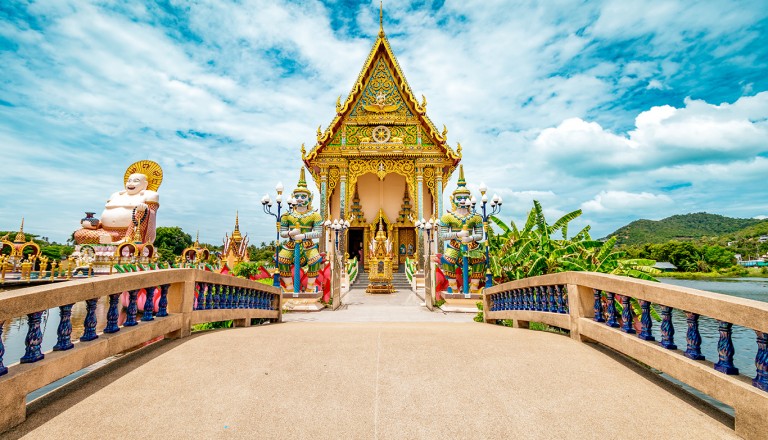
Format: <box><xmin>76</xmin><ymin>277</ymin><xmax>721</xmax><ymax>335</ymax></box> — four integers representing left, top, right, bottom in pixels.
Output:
<box><xmin>581</xmin><ymin>191</ymin><xmax>673</xmax><ymax>214</ymax></box>
<box><xmin>1</xmin><ymin>0</ymin><xmax>767</xmax><ymax>243</ymax></box>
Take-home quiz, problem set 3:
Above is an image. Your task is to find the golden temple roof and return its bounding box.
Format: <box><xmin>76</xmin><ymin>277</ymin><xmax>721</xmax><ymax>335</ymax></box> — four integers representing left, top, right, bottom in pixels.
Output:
<box><xmin>303</xmin><ymin>8</ymin><xmax>461</xmax><ymax>166</ymax></box>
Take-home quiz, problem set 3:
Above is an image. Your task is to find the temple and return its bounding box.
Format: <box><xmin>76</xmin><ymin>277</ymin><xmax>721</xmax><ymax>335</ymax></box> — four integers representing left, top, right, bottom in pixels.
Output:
<box><xmin>302</xmin><ymin>10</ymin><xmax>461</xmax><ymax>271</ymax></box>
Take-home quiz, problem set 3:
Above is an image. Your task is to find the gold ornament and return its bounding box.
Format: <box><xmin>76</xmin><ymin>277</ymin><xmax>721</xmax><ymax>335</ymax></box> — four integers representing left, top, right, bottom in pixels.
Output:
<box><xmin>124</xmin><ymin>160</ymin><xmax>163</xmax><ymax>192</ymax></box>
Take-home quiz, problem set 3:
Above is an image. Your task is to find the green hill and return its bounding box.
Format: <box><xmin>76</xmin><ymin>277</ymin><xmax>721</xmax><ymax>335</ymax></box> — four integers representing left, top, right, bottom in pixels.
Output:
<box><xmin>607</xmin><ymin>213</ymin><xmax>767</xmax><ymax>245</ymax></box>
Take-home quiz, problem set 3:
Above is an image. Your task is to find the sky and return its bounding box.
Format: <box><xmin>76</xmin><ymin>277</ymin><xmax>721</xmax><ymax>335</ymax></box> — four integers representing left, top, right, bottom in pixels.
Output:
<box><xmin>1</xmin><ymin>0</ymin><xmax>767</xmax><ymax>246</ymax></box>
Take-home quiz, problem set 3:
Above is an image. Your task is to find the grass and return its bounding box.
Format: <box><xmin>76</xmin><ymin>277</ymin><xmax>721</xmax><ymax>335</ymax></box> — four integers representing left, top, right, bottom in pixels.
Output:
<box><xmin>659</xmin><ymin>267</ymin><xmax>768</xmax><ymax>280</ymax></box>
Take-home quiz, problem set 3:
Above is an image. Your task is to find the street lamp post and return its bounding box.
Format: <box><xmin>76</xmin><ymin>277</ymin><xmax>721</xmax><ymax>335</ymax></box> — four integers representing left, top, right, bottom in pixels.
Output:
<box><xmin>261</xmin><ymin>182</ymin><xmax>293</xmax><ymax>288</ymax></box>
<box><xmin>323</xmin><ymin>218</ymin><xmax>350</xmax><ymax>252</ymax></box>
<box><xmin>477</xmin><ymin>182</ymin><xmax>502</xmax><ymax>288</ymax></box>
<box><xmin>416</xmin><ymin>218</ymin><xmax>434</xmax><ymax>307</ymax></box>
<box><xmin>324</xmin><ymin>218</ymin><xmax>349</xmax><ymax>309</ymax></box>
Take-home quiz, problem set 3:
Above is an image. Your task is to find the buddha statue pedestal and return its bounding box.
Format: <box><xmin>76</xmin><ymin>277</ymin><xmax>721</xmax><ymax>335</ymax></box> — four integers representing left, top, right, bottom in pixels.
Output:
<box><xmin>366</xmin><ymin>221</ymin><xmax>394</xmax><ymax>294</ymax></box>
<box><xmin>366</xmin><ymin>257</ymin><xmax>394</xmax><ymax>294</ymax></box>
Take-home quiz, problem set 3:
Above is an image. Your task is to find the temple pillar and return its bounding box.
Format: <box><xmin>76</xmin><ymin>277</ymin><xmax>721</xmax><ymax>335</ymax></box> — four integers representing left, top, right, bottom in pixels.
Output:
<box><xmin>319</xmin><ymin>166</ymin><xmax>328</xmax><ymax>254</ymax></box>
<box><xmin>435</xmin><ymin>168</ymin><xmax>444</xmax><ymax>253</ymax></box>
<box><xmin>416</xmin><ymin>166</ymin><xmax>424</xmax><ymax>271</ymax></box>
<box><xmin>339</xmin><ymin>163</ymin><xmax>348</xmax><ymax>263</ymax></box>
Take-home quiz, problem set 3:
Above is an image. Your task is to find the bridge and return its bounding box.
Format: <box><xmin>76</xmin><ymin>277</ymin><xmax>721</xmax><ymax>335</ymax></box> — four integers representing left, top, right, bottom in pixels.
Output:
<box><xmin>1</xmin><ymin>270</ymin><xmax>767</xmax><ymax>439</ymax></box>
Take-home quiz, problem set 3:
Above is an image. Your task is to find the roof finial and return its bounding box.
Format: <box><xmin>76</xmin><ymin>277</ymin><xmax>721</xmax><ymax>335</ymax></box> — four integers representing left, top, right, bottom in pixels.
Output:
<box><xmin>379</xmin><ymin>1</ymin><xmax>384</xmax><ymax>37</ymax></box>
<box><xmin>14</xmin><ymin>217</ymin><xmax>25</xmax><ymax>243</ymax></box>
<box><xmin>235</xmin><ymin>211</ymin><xmax>240</xmax><ymax>231</ymax></box>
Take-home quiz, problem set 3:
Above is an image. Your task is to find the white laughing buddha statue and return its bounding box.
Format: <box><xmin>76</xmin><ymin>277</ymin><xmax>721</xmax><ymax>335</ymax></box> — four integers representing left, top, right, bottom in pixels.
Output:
<box><xmin>74</xmin><ymin>160</ymin><xmax>162</xmax><ymax>245</ymax></box>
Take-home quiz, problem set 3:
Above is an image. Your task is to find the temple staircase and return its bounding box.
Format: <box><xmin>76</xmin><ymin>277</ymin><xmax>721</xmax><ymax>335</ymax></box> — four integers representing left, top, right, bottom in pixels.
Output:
<box><xmin>350</xmin><ymin>270</ymin><xmax>412</xmax><ymax>292</ymax></box>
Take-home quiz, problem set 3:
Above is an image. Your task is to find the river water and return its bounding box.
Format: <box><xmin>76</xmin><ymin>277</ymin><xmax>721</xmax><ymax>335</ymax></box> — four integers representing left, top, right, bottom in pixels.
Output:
<box><xmin>0</xmin><ymin>296</ymin><xmax>131</xmax><ymax>401</ymax></box>
<box><xmin>658</xmin><ymin>277</ymin><xmax>768</xmax><ymax>380</ymax></box>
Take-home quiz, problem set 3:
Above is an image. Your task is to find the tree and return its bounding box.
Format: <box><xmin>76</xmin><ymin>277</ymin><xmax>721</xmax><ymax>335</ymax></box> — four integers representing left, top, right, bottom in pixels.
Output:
<box><xmin>488</xmin><ymin>201</ymin><xmax>658</xmax><ymax>283</ymax></box>
<box><xmin>154</xmin><ymin>227</ymin><xmax>193</xmax><ymax>264</ymax></box>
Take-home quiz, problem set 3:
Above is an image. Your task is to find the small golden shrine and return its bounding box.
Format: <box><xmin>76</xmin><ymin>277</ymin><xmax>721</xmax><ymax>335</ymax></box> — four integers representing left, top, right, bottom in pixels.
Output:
<box><xmin>0</xmin><ymin>218</ymin><xmax>41</xmax><ymax>279</ymax></box>
<box><xmin>0</xmin><ymin>218</ymin><xmax>41</xmax><ymax>264</ymax></box>
<box><xmin>366</xmin><ymin>216</ymin><xmax>394</xmax><ymax>294</ymax></box>
<box><xmin>223</xmin><ymin>212</ymin><xmax>249</xmax><ymax>269</ymax></box>
<box><xmin>302</xmin><ymin>6</ymin><xmax>461</xmax><ymax>271</ymax></box>
<box><xmin>180</xmin><ymin>232</ymin><xmax>210</xmax><ymax>266</ymax></box>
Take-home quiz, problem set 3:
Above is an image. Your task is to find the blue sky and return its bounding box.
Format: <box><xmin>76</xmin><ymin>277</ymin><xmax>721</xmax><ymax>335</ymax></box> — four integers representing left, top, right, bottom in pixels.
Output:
<box><xmin>1</xmin><ymin>0</ymin><xmax>767</xmax><ymax>245</ymax></box>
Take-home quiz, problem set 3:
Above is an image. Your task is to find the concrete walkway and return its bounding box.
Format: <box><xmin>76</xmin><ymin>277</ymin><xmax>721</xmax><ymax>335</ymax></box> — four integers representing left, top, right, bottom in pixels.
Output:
<box><xmin>284</xmin><ymin>287</ymin><xmax>475</xmax><ymax>323</ymax></box>
<box><xmin>5</xmin><ymin>321</ymin><xmax>735</xmax><ymax>440</ymax></box>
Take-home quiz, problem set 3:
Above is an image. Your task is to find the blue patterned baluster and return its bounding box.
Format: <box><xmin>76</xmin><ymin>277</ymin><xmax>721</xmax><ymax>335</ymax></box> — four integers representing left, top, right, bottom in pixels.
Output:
<box><xmin>556</xmin><ymin>286</ymin><xmax>566</xmax><ymax>314</ymax></box>
<box><xmin>157</xmin><ymin>284</ymin><xmax>169</xmax><ymax>317</ymax></box>
<box><xmin>0</xmin><ymin>321</ymin><xmax>7</xmax><ymax>375</ymax></box>
<box><xmin>713</xmin><ymin>321</ymin><xmax>739</xmax><ymax>375</ymax></box>
<box><xmin>213</xmin><ymin>284</ymin><xmax>221</xmax><ymax>308</ymax></box>
<box><xmin>125</xmin><ymin>290</ymin><xmax>139</xmax><ymax>327</ymax></box>
<box><xmin>684</xmin><ymin>312</ymin><xmax>705</xmax><ymax>360</ymax></box>
<box><xmin>252</xmin><ymin>290</ymin><xmax>258</xmax><ymax>309</ymax></box>
<box><xmin>80</xmin><ymin>299</ymin><xmax>99</xmax><ymax>341</ymax></box>
<box><xmin>593</xmin><ymin>289</ymin><xmax>605</xmax><ymax>322</ymax></box>
<box><xmin>245</xmin><ymin>289</ymin><xmax>251</xmax><ymax>309</ymax></box>
<box><xmin>53</xmin><ymin>304</ymin><xmax>75</xmax><ymax>350</ymax></box>
<box><xmin>527</xmin><ymin>287</ymin><xmax>534</xmax><ymax>310</ymax></box>
<box><xmin>142</xmin><ymin>287</ymin><xmax>155</xmax><ymax>321</ymax></box>
<box><xmin>562</xmin><ymin>285</ymin><xmax>569</xmax><ymax>313</ymax></box>
<box><xmin>263</xmin><ymin>291</ymin><xmax>270</xmax><ymax>309</ymax></box>
<box><xmin>536</xmin><ymin>286</ymin><xmax>547</xmax><ymax>312</ymax></box>
<box><xmin>206</xmin><ymin>283</ymin><xmax>213</xmax><ymax>310</ymax></box>
<box><xmin>638</xmin><ymin>300</ymin><xmax>655</xmax><ymax>341</ymax></box>
<box><xmin>659</xmin><ymin>306</ymin><xmax>677</xmax><ymax>349</ymax></box>
<box><xmin>103</xmin><ymin>294</ymin><xmax>120</xmax><ymax>334</ymax></box>
<box><xmin>620</xmin><ymin>295</ymin><xmax>636</xmax><ymax>334</ymax></box>
<box><xmin>21</xmin><ymin>311</ymin><xmax>46</xmax><ymax>362</ymax></box>
<box><xmin>238</xmin><ymin>287</ymin><xmax>245</xmax><ymax>308</ymax></box>
<box><xmin>754</xmin><ymin>331</ymin><xmax>768</xmax><ymax>391</ymax></box>
<box><xmin>547</xmin><ymin>286</ymin><xmax>557</xmax><ymax>313</ymax></box>
<box><xmin>605</xmin><ymin>292</ymin><xmax>619</xmax><ymax>328</ymax></box>
<box><xmin>221</xmin><ymin>286</ymin><xmax>229</xmax><ymax>309</ymax></box>
<box><xmin>508</xmin><ymin>290</ymin><xmax>514</xmax><ymax>310</ymax></box>
<box><xmin>230</xmin><ymin>286</ymin><xmax>237</xmax><ymax>308</ymax></box>
<box><xmin>536</xmin><ymin>286</ymin><xmax>544</xmax><ymax>311</ymax></box>
<box><xmin>529</xmin><ymin>287</ymin><xmax>535</xmax><ymax>310</ymax></box>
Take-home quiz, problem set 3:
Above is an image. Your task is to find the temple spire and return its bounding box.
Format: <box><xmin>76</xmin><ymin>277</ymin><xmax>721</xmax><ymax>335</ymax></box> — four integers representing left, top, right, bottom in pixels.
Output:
<box><xmin>379</xmin><ymin>1</ymin><xmax>384</xmax><ymax>37</ymax></box>
<box><xmin>235</xmin><ymin>211</ymin><xmax>240</xmax><ymax>232</ymax></box>
<box><xmin>14</xmin><ymin>217</ymin><xmax>25</xmax><ymax>243</ymax></box>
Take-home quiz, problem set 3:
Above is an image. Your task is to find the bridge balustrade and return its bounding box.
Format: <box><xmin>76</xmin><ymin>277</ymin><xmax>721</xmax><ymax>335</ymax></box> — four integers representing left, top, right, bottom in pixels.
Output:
<box><xmin>484</xmin><ymin>272</ymin><xmax>768</xmax><ymax>440</ymax></box>
<box><xmin>0</xmin><ymin>269</ymin><xmax>281</xmax><ymax>433</ymax></box>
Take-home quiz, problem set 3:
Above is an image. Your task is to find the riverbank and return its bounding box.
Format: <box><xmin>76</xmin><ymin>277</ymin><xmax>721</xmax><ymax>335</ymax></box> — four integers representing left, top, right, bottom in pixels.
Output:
<box><xmin>658</xmin><ymin>267</ymin><xmax>768</xmax><ymax>280</ymax></box>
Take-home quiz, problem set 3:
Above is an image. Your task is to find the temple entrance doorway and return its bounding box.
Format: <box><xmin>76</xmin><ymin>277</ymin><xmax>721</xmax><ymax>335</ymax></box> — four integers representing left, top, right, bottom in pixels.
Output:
<box><xmin>347</xmin><ymin>228</ymin><xmax>365</xmax><ymax>268</ymax></box>
<box><xmin>397</xmin><ymin>227</ymin><xmax>416</xmax><ymax>270</ymax></box>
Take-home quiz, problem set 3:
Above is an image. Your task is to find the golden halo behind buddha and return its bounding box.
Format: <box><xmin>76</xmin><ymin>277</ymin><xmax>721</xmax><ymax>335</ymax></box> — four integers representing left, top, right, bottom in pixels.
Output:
<box><xmin>124</xmin><ymin>160</ymin><xmax>163</xmax><ymax>192</ymax></box>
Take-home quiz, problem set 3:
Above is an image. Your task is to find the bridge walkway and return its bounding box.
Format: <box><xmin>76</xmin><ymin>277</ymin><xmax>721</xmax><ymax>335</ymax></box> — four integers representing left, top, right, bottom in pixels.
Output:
<box><xmin>3</xmin><ymin>318</ymin><xmax>735</xmax><ymax>439</ymax></box>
